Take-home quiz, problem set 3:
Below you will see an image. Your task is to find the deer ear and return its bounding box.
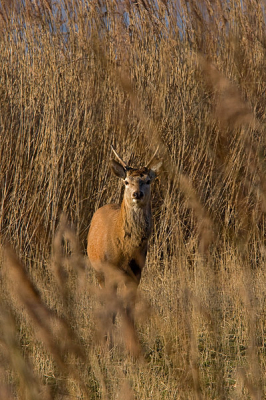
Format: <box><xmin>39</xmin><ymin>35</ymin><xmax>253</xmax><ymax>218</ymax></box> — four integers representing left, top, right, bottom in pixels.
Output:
<box><xmin>111</xmin><ymin>159</ymin><xmax>126</xmax><ymax>179</ymax></box>
<box><xmin>148</xmin><ymin>159</ymin><xmax>163</xmax><ymax>181</ymax></box>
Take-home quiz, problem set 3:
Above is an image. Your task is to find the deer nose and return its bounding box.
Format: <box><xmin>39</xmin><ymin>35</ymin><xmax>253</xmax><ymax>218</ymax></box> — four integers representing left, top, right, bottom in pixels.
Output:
<box><xmin>132</xmin><ymin>191</ymin><xmax>144</xmax><ymax>200</ymax></box>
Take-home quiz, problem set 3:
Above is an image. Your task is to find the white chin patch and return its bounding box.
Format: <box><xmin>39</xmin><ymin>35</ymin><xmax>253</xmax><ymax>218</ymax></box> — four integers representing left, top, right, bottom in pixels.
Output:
<box><xmin>132</xmin><ymin>199</ymin><xmax>143</xmax><ymax>207</ymax></box>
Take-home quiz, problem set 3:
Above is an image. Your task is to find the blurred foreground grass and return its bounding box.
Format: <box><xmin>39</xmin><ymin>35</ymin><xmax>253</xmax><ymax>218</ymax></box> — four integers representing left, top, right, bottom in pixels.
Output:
<box><xmin>0</xmin><ymin>0</ymin><xmax>266</xmax><ymax>398</ymax></box>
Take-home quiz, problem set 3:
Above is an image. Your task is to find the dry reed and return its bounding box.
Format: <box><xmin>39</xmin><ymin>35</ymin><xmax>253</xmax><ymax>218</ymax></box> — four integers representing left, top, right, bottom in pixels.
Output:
<box><xmin>0</xmin><ymin>0</ymin><xmax>266</xmax><ymax>398</ymax></box>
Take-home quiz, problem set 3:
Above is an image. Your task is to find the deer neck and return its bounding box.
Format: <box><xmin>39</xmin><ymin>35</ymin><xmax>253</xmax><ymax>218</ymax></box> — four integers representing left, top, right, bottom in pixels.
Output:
<box><xmin>120</xmin><ymin>198</ymin><xmax>152</xmax><ymax>247</ymax></box>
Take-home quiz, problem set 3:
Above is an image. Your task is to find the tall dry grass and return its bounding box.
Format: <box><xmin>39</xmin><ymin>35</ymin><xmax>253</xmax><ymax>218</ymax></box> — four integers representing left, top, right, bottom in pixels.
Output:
<box><xmin>0</xmin><ymin>0</ymin><xmax>266</xmax><ymax>398</ymax></box>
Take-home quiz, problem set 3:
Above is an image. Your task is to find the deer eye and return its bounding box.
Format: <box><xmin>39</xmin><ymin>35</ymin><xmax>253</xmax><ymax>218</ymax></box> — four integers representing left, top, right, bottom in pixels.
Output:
<box><xmin>125</xmin><ymin>180</ymin><xmax>129</xmax><ymax>185</ymax></box>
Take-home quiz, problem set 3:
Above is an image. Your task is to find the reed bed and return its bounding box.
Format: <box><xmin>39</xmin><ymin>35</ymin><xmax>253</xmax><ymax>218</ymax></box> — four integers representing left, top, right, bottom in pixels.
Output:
<box><xmin>0</xmin><ymin>0</ymin><xmax>266</xmax><ymax>398</ymax></box>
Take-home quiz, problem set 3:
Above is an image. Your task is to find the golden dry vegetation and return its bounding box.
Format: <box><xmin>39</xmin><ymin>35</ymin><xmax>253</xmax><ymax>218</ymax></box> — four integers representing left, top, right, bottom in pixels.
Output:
<box><xmin>0</xmin><ymin>0</ymin><xmax>266</xmax><ymax>398</ymax></box>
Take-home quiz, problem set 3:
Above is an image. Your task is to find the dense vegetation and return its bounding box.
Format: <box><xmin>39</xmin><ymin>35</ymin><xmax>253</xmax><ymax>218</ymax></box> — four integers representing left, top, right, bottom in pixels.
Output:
<box><xmin>0</xmin><ymin>0</ymin><xmax>266</xmax><ymax>398</ymax></box>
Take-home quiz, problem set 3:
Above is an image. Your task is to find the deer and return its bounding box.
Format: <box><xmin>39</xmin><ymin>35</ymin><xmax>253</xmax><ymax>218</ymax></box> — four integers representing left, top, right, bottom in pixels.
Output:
<box><xmin>87</xmin><ymin>145</ymin><xmax>162</xmax><ymax>291</ymax></box>
<box><xmin>87</xmin><ymin>146</ymin><xmax>162</xmax><ymax>354</ymax></box>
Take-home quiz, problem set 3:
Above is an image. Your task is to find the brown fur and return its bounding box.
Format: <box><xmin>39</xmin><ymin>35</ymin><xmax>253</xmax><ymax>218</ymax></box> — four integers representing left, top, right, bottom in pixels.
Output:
<box><xmin>127</xmin><ymin>167</ymin><xmax>149</xmax><ymax>177</ymax></box>
<box><xmin>87</xmin><ymin>197</ymin><xmax>150</xmax><ymax>285</ymax></box>
<box><xmin>87</xmin><ymin>152</ymin><xmax>162</xmax><ymax>288</ymax></box>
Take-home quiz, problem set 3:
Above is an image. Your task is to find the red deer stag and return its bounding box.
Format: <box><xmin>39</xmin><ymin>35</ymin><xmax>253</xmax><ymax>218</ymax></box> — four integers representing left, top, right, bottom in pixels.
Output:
<box><xmin>87</xmin><ymin>146</ymin><xmax>162</xmax><ymax>291</ymax></box>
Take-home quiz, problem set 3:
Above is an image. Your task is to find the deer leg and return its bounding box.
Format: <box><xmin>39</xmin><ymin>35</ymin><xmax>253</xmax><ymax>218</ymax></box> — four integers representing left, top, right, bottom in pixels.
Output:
<box><xmin>122</xmin><ymin>283</ymin><xmax>141</xmax><ymax>357</ymax></box>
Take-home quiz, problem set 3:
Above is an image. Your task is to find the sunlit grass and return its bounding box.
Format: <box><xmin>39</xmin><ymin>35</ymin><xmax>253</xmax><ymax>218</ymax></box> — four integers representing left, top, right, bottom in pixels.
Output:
<box><xmin>0</xmin><ymin>0</ymin><xmax>265</xmax><ymax>398</ymax></box>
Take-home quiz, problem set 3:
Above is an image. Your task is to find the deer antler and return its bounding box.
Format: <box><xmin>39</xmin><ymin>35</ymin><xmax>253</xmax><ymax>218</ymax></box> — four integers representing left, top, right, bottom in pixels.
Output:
<box><xmin>111</xmin><ymin>145</ymin><xmax>127</xmax><ymax>169</ymax></box>
<box><xmin>146</xmin><ymin>146</ymin><xmax>159</xmax><ymax>168</ymax></box>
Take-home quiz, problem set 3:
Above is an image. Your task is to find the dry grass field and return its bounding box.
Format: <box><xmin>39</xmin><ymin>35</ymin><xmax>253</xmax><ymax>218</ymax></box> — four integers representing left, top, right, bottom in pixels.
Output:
<box><xmin>0</xmin><ymin>0</ymin><xmax>266</xmax><ymax>398</ymax></box>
